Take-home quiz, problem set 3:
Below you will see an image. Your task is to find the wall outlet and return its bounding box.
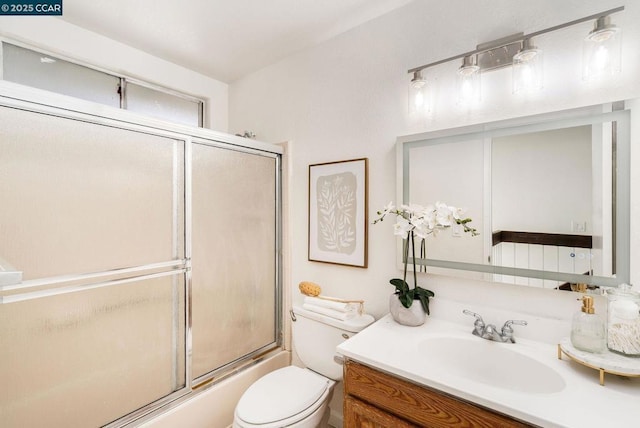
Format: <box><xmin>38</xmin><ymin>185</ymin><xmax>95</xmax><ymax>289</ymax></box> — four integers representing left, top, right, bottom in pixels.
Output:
<box><xmin>571</xmin><ymin>221</ymin><xmax>587</xmax><ymax>233</ymax></box>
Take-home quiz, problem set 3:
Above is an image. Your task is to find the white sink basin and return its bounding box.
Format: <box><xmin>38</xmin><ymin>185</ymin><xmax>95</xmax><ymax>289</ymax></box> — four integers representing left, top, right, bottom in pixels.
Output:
<box><xmin>419</xmin><ymin>336</ymin><xmax>566</xmax><ymax>394</ymax></box>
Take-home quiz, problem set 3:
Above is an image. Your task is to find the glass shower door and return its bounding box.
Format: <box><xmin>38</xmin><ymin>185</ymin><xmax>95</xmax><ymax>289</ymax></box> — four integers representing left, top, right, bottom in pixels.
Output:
<box><xmin>190</xmin><ymin>142</ymin><xmax>280</xmax><ymax>382</ymax></box>
<box><xmin>0</xmin><ymin>106</ymin><xmax>186</xmax><ymax>427</ymax></box>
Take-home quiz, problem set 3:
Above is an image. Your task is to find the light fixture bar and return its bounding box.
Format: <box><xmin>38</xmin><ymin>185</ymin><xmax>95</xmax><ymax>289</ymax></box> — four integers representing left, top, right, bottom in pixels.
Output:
<box><xmin>524</xmin><ymin>6</ymin><xmax>623</xmax><ymax>40</ymax></box>
<box><xmin>475</xmin><ymin>33</ymin><xmax>524</xmax><ymax>52</ymax></box>
<box><xmin>408</xmin><ymin>6</ymin><xmax>624</xmax><ymax>74</ymax></box>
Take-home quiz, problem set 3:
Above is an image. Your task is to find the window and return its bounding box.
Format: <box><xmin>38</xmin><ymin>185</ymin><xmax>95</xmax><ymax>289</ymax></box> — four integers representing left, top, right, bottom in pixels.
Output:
<box><xmin>1</xmin><ymin>42</ymin><xmax>204</xmax><ymax>127</ymax></box>
<box><xmin>126</xmin><ymin>81</ymin><xmax>202</xmax><ymax>127</ymax></box>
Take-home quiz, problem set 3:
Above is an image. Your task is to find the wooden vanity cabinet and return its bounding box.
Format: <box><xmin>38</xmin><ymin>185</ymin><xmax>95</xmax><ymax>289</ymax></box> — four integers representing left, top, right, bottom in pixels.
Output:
<box><xmin>344</xmin><ymin>360</ymin><xmax>535</xmax><ymax>428</ymax></box>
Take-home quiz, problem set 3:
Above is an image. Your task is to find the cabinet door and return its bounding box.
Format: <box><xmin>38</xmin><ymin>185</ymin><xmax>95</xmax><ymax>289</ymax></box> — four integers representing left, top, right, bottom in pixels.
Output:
<box><xmin>345</xmin><ymin>396</ymin><xmax>416</xmax><ymax>428</ymax></box>
<box><xmin>345</xmin><ymin>361</ymin><xmax>533</xmax><ymax>428</ymax></box>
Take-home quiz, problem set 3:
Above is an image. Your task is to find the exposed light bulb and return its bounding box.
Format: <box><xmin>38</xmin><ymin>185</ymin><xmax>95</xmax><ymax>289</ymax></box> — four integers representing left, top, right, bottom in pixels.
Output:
<box><xmin>593</xmin><ymin>45</ymin><xmax>609</xmax><ymax>72</ymax></box>
<box><xmin>460</xmin><ymin>79</ymin><xmax>473</xmax><ymax>100</ymax></box>
<box><xmin>413</xmin><ymin>90</ymin><xmax>424</xmax><ymax>109</ymax></box>
<box><xmin>457</xmin><ymin>56</ymin><xmax>480</xmax><ymax>107</ymax></box>
<box><xmin>583</xmin><ymin>16</ymin><xmax>621</xmax><ymax>82</ymax></box>
<box><xmin>513</xmin><ymin>40</ymin><xmax>543</xmax><ymax>94</ymax></box>
<box><xmin>408</xmin><ymin>71</ymin><xmax>429</xmax><ymax>117</ymax></box>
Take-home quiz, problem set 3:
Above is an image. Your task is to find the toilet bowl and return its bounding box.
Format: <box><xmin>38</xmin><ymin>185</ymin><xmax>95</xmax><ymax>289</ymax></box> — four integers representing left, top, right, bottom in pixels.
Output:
<box><xmin>232</xmin><ymin>305</ymin><xmax>374</xmax><ymax>428</ymax></box>
<box><xmin>233</xmin><ymin>366</ymin><xmax>335</xmax><ymax>428</ymax></box>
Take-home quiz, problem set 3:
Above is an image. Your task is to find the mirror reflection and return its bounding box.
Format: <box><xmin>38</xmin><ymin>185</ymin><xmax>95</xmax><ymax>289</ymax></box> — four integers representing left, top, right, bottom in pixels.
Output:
<box><xmin>400</xmin><ymin>105</ymin><xmax>630</xmax><ymax>288</ymax></box>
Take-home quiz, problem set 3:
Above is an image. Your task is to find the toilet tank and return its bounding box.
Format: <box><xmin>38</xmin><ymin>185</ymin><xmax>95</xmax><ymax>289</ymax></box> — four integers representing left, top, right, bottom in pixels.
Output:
<box><xmin>291</xmin><ymin>305</ymin><xmax>374</xmax><ymax>380</ymax></box>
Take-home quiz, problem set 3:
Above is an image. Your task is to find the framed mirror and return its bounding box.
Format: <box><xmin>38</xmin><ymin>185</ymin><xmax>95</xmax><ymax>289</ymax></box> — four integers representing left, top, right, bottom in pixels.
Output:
<box><xmin>397</xmin><ymin>103</ymin><xmax>630</xmax><ymax>289</ymax></box>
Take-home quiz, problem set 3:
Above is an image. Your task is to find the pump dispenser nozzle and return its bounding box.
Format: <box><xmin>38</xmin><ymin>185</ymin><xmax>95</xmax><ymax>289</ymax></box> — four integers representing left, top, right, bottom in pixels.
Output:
<box><xmin>581</xmin><ymin>295</ymin><xmax>595</xmax><ymax>314</ymax></box>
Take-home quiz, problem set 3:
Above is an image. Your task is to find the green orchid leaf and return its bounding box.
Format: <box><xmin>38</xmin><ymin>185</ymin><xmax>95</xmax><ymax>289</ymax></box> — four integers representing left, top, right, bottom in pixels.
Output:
<box><xmin>389</xmin><ymin>278</ymin><xmax>409</xmax><ymax>294</ymax></box>
<box><xmin>399</xmin><ymin>292</ymin><xmax>413</xmax><ymax>308</ymax></box>
<box><xmin>417</xmin><ymin>294</ymin><xmax>430</xmax><ymax>315</ymax></box>
<box><xmin>415</xmin><ymin>286</ymin><xmax>435</xmax><ymax>298</ymax></box>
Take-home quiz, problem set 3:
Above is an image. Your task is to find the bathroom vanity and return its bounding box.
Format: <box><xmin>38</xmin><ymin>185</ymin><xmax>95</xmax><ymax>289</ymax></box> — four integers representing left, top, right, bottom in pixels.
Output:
<box><xmin>337</xmin><ymin>313</ymin><xmax>640</xmax><ymax>427</ymax></box>
<box><xmin>344</xmin><ymin>360</ymin><xmax>531</xmax><ymax>427</ymax></box>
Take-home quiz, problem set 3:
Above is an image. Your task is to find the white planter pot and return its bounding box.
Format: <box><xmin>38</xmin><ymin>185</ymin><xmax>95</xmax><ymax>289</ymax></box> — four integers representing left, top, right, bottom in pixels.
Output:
<box><xmin>389</xmin><ymin>294</ymin><xmax>426</xmax><ymax>326</ymax></box>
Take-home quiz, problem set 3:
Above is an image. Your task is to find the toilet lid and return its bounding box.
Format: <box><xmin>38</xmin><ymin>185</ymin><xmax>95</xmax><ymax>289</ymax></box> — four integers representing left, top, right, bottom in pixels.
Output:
<box><xmin>236</xmin><ymin>366</ymin><xmax>330</xmax><ymax>425</ymax></box>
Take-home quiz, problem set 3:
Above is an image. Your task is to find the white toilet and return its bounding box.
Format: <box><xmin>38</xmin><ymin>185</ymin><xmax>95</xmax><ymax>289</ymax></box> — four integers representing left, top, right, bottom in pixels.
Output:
<box><xmin>233</xmin><ymin>305</ymin><xmax>375</xmax><ymax>428</ymax></box>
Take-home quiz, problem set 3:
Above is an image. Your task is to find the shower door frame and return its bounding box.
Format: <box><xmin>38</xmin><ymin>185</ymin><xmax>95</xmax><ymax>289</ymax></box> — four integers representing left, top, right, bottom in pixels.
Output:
<box><xmin>0</xmin><ymin>81</ymin><xmax>283</xmax><ymax>427</ymax></box>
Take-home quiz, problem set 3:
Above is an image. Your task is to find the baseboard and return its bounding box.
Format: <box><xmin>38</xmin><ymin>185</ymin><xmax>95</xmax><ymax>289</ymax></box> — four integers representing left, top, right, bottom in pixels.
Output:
<box><xmin>328</xmin><ymin>410</ymin><xmax>343</xmax><ymax>428</ymax></box>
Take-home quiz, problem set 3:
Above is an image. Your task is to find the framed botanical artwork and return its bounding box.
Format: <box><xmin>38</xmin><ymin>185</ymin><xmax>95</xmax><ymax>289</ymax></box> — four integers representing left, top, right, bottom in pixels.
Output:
<box><xmin>308</xmin><ymin>158</ymin><xmax>368</xmax><ymax>268</ymax></box>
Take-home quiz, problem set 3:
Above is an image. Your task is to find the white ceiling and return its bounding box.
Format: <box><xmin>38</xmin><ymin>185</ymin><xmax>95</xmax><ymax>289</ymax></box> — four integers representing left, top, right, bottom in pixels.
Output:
<box><xmin>60</xmin><ymin>0</ymin><xmax>412</xmax><ymax>83</ymax></box>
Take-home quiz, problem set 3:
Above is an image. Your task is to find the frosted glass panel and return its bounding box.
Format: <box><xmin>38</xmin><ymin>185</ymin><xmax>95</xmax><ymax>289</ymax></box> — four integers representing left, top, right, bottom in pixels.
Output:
<box><xmin>126</xmin><ymin>82</ymin><xmax>202</xmax><ymax>127</ymax></box>
<box><xmin>2</xmin><ymin>42</ymin><xmax>120</xmax><ymax>107</ymax></box>
<box><xmin>191</xmin><ymin>144</ymin><xmax>277</xmax><ymax>379</ymax></box>
<box><xmin>0</xmin><ymin>106</ymin><xmax>183</xmax><ymax>280</ymax></box>
<box><xmin>0</xmin><ymin>274</ymin><xmax>186</xmax><ymax>427</ymax></box>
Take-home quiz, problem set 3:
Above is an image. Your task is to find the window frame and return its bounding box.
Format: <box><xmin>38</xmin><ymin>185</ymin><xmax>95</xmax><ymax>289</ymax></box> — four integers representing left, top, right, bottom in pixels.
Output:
<box><xmin>0</xmin><ymin>38</ymin><xmax>206</xmax><ymax>127</ymax></box>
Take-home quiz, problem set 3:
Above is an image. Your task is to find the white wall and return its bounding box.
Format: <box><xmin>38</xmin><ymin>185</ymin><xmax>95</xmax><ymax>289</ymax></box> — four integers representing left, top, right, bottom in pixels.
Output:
<box><xmin>0</xmin><ymin>18</ymin><xmax>229</xmax><ymax>131</ymax></box>
<box><xmin>229</xmin><ymin>0</ymin><xmax>640</xmax><ymax>321</ymax></box>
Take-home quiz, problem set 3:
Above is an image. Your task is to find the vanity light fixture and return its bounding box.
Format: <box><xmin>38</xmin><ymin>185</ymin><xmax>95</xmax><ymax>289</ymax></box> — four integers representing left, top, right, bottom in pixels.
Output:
<box><xmin>407</xmin><ymin>6</ymin><xmax>624</xmax><ymax>114</ymax></box>
<box><xmin>408</xmin><ymin>70</ymin><xmax>429</xmax><ymax>117</ymax></box>
<box><xmin>512</xmin><ymin>38</ymin><xmax>543</xmax><ymax>94</ymax></box>
<box><xmin>583</xmin><ymin>15</ymin><xmax>622</xmax><ymax>82</ymax></box>
<box><xmin>457</xmin><ymin>56</ymin><xmax>480</xmax><ymax>106</ymax></box>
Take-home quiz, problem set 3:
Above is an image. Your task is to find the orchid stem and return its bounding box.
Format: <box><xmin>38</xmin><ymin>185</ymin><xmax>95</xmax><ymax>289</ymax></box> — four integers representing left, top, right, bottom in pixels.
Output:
<box><xmin>402</xmin><ymin>232</ymin><xmax>409</xmax><ymax>287</ymax></box>
<box><xmin>411</xmin><ymin>231</ymin><xmax>417</xmax><ymax>289</ymax></box>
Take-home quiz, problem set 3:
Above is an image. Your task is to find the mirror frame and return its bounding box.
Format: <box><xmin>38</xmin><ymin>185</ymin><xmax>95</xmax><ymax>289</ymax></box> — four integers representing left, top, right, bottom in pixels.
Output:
<box><xmin>397</xmin><ymin>104</ymin><xmax>630</xmax><ymax>288</ymax></box>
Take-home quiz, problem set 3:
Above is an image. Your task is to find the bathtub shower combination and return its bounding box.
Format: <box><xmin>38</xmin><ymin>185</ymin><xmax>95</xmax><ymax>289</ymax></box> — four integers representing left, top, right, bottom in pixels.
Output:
<box><xmin>0</xmin><ymin>94</ymin><xmax>283</xmax><ymax>427</ymax></box>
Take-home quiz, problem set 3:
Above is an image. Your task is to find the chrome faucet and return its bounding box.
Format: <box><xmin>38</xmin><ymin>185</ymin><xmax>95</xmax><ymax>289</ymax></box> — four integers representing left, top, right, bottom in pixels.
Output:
<box><xmin>463</xmin><ymin>310</ymin><xmax>527</xmax><ymax>343</ymax></box>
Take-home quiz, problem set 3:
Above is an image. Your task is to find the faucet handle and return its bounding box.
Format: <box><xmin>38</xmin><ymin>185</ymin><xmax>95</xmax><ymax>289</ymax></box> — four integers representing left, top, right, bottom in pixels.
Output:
<box><xmin>501</xmin><ymin>319</ymin><xmax>527</xmax><ymax>342</ymax></box>
<box><xmin>463</xmin><ymin>310</ymin><xmax>485</xmax><ymax>336</ymax></box>
<box><xmin>463</xmin><ymin>309</ymin><xmax>484</xmax><ymax>323</ymax></box>
<box><xmin>502</xmin><ymin>319</ymin><xmax>528</xmax><ymax>330</ymax></box>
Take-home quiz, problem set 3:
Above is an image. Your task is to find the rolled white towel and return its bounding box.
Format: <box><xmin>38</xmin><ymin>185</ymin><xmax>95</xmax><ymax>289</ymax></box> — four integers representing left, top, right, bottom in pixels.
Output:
<box><xmin>302</xmin><ymin>303</ymin><xmax>356</xmax><ymax>321</ymax></box>
<box><xmin>303</xmin><ymin>296</ymin><xmax>358</xmax><ymax>313</ymax></box>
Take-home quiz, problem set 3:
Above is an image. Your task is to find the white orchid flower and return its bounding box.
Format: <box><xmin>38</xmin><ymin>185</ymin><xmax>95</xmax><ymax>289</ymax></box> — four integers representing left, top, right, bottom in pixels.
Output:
<box><xmin>407</xmin><ymin>204</ymin><xmax>425</xmax><ymax>217</ymax></box>
<box><xmin>393</xmin><ymin>217</ymin><xmax>413</xmax><ymax>237</ymax></box>
<box><xmin>398</xmin><ymin>204</ymin><xmax>414</xmax><ymax>219</ymax></box>
<box><xmin>451</xmin><ymin>206</ymin><xmax>465</xmax><ymax>220</ymax></box>
<box><xmin>373</xmin><ymin>200</ymin><xmax>477</xmax><ymax>237</ymax></box>
<box><xmin>373</xmin><ymin>201</ymin><xmax>396</xmax><ymax>224</ymax></box>
<box><xmin>422</xmin><ymin>209</ymin><xmax>436</xmax><ymax>229</ymax></box>
<box><xmin>424</xmin><ymin>203</ymin><xmax>435</xmax><ymax>212</ymax></box>
<box><xmin>413</xmin><ymin>222</ymin><xmax>435</xmax><ymax>240</ymax></box>
<box><xmin>434</xmin><ymin>201</ymin><xmax>453</xmax><ymax>226</ymax></box>
<box><xmin>382</xmin><ymin>201</ymin><xmax>395</xmax><ymax>214</ymax></box>
<box><xmin>411</xmin><ymin>216</ymin><xmax>425</xmax><ymax>231</ymax></box>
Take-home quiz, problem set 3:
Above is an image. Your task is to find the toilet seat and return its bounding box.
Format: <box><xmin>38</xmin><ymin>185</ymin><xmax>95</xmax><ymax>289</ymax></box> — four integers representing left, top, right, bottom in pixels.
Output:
<box><xmin>234</xmin><ymin>366</ymin><xmax>333</xmax><ymax>427</ymax></box>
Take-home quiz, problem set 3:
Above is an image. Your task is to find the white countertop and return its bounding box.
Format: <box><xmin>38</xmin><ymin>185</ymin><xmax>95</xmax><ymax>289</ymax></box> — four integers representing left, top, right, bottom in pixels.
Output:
<box><xmin>337</xmin><ymin>315</ymin><xmax>640</xmax><ymax>428</ymax></box>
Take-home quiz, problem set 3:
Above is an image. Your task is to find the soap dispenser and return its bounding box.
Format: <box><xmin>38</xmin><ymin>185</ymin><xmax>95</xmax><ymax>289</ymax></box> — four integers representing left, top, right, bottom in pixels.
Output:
<box><xmin>571</xmin><ymin>295</ymin><xmax>605</xmax><ymax>353</ymax></box>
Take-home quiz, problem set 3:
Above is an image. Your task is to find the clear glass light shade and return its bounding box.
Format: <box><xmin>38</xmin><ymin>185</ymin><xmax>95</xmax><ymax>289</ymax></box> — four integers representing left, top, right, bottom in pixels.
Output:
<box><xmin>512</xmin><ymin>48</ymin><xmax>543</xmax><ymax>94</ymax></box>
<box><xmin>583</xmin><ymin>21</ymin><xmax>621</xmax><ymax>82</ymax></box>
<box><xmin>408</xmin><ymin>72</ymin><xmax>429</xmax><ymax>117</ymax></box>
<box><xmin>457</xmin><ymin>63</ymin><xmax>480</xmax><ymax>106</ymax></box>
